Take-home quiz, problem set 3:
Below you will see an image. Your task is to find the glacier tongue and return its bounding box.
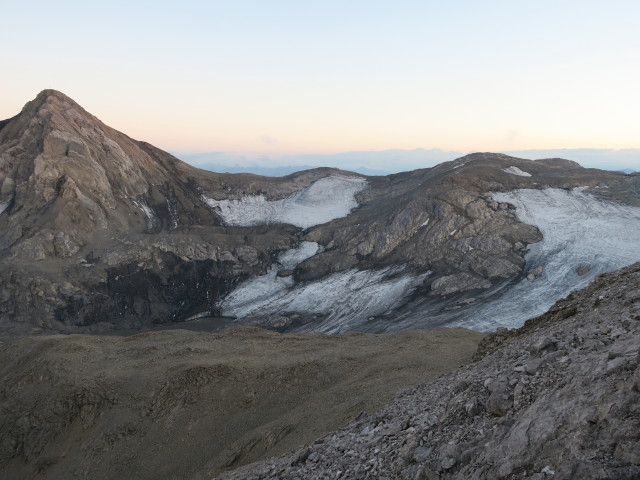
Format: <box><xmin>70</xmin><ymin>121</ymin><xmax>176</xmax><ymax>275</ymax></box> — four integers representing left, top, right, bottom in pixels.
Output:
<box><xmin>448</xmin><ymin>187</ymin><xmax>640</xmax><ymax>330</ymax></box>
<box><xmin>218</xmin><ymin>241</ymin><xmax>428</xmax><ymax>334</ymax></box>
<box><xmin>204</xmin><ymin>175</ymin><xmax>367</xmax><ymax>229</ymax></box>
<box><xmin>220</xmin><ymin>242</ymin><xmax>323</xmax><ymax>314</ymax></box>
<box><xmin>492</xmin><ymin>188</ymin><xmax>640</xmax><ymax>273</ymax></box>
<box><xmin>220</xmin><ymin>265</ymin><xmax>429</xmax><ymax>334</ymax></box>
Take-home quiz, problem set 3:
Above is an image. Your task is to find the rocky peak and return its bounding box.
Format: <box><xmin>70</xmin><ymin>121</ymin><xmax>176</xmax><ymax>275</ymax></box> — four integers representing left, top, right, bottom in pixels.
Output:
<box><xmin>22</xmin><ymin>89</ymin><xmax>91</xmax><ymax>122</ymax></box>
<box><xmin>0</xmin><ymin>90</ymin><xmax>225</xmax><ymax>263</ymax></box>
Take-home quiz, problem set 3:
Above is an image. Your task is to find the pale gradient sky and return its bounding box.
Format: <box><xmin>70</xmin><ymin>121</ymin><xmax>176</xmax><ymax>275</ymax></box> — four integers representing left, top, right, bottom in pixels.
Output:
<box><xmin>2</xmin><ymin>1</ymin><xmax>639</xmax><ymax>160</ymax></box>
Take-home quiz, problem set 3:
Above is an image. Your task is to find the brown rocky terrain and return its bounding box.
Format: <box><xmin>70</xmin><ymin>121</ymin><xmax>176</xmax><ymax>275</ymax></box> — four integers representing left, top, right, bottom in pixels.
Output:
<box><xmin>1</xmin><ymin>90</ymin><xmax>640</xmax><ymax>480</ymax></box>
<box><xmin>0</xmin><ymin>90</ymin><xmax>359</xmax><ymax>340</ymax></box>
<box><xmin>0</xmin><ymin>325</ymin><xmax>482</xmax><ymax>480</ymax></box>
<box><xmin>2</xmin><ymin>90</ymin><xmax>638</xmax><ymax>340</ymax></box>
<box><xmin>218</xmin><ymin>262</ymin><xmax>640</xmax><ymax>480</ymax></box>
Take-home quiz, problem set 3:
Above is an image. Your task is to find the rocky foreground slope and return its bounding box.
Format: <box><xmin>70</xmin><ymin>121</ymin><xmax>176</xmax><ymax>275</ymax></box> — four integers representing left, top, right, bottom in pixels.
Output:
<box><xmin>218</xmin><ymin>262</ymin><xmax>640</xmax><ymax>480</ymax></box>
<box><xmin>2</xmin><ymin>90</ymin><xmax>639</xmax><ymax>340</ymax></box>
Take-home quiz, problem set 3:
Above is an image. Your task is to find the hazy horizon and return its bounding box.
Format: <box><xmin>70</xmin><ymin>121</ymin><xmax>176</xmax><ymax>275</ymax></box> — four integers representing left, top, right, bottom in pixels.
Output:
<box><xmin>176</xmin><ymin>147</ymin><xmax>639</xmax><ymax>176</ymax></box>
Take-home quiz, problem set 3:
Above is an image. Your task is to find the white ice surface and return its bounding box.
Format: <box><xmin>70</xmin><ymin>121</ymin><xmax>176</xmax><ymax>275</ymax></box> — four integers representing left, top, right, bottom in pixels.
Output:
<box><xmin>444</xmin><ymin>188</ymin><xmax>640</xmax><ymax>331</ymax></box>
<box><xmin>277</xmin><ymin>241</ymin><xmax>323</xmax><ymax>269</ymax></box>
<box><xmin>220</xmin><ymin>265</ymin><xmax>428</xmax><ymax>334</ymax></box>
<box><xmin>0</xmin><ymin>202</ymin><xmax>8</xmax><ymax>216</ymax></box>
<box><xmin>220</xmin><ymin>242</ymin><xmax>322</xmax><ymax>314</ymax></box>
<box><xmin>204</xmin><ymin>176</ymin><xmax>367</xmax><ymax>229</ymax></box>
<box><xmin>218</xmin><ymin>240</ymin><xmax>427</xmax><ymax>333</ymax></box>
<box><xmin>502</xmin><ymin>166</ymin><xmax>532</xmax><ymax>177</ymax></box>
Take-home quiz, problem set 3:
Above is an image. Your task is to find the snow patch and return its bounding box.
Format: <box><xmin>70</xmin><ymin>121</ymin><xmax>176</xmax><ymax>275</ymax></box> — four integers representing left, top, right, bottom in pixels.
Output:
<box><xmin>132</xmin><ymin>199</ymin><xmax>158</xmax><ymax>230</ymax></box>
<box><xmin>277</xmin><ymin>241</ymin><xmax>323</xmax><ymax>269</ymax></box>
<box><xmin>420</xmin><ymin>219</ymin><xmax>430</xmax><ymax>228</ymax></box>
<box><xmin>204</xmin><ymin>176</ymin><xmax>367</xmax><ymax>229</ymax></box>
<box><xmin>0</xmin><ymin>202</ymin><xmax>9</xmax><ymax>216</ymax></box>
<box><xmin>503</xmin><ymin>166</ymin><xmax>532</xmax><ymax>177</ymax></box>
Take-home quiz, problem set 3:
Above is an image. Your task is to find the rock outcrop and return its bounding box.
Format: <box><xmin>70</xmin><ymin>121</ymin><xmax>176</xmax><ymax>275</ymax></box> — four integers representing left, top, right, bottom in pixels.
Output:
<box><xmin>217</xmin><ymin>261</ymin><xmax>640</xmax><ymax>480</ymax></box>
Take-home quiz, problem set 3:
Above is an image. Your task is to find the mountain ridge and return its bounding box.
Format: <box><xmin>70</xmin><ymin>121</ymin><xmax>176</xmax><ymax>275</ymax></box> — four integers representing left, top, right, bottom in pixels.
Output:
<box><xmin>0</xmin><ymin>90</ymin><xmax>639</xmax><ymax>341</ymax></box>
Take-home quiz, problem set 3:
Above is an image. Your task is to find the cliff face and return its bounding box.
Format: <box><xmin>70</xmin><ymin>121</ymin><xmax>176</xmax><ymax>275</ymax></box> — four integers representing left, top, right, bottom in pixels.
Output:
<box><xmin>1</xmin><ymin>91</ymin><xmax>639</xmax><ymax>340</ymax></box>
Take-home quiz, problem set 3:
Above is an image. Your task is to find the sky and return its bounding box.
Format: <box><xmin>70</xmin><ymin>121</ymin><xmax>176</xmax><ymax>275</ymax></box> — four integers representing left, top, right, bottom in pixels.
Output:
<box><xmin>1</xmin><ymin>1</ymin><xmax>639</xmax><ymax>171</ymax></box>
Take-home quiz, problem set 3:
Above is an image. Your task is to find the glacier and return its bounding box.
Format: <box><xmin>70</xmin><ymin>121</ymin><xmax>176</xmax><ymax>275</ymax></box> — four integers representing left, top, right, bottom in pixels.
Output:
<box><xmin>421</xmin><ymin>187</ymin><xmax>640</xmax><ymax>331</ymax></box>
<box><xmin>218</xmin><ymin>241</ymin><xmax>428</xmax><ymax>333</ymax></box>
<box><xmin>204</xmin><ymin>175</ymin><xmax>368</xmax><ymax>229</ymax></box>
<box><xmin>216</xmin><ymin>187</ymin><xmax>640</xmax><ymax>334</ymax></box>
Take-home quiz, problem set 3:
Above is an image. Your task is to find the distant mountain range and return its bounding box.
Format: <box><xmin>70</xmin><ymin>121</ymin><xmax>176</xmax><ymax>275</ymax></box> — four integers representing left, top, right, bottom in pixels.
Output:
<box><xmin>188</xmin><ymin>163</ymin><xmax>389</xmax><ymax>177</ymax></box>
<box><xmin>177</xmin><ymin>148</ymin><xmax>639</xmax><ymax>177</ymax></box>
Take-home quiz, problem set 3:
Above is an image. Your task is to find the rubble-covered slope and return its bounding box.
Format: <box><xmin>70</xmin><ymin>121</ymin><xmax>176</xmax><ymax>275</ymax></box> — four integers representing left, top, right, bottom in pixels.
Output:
<box><xmin>218</xmin><ymin>262</ymin><xmax>640</xmax><ymax>480</ymax></box>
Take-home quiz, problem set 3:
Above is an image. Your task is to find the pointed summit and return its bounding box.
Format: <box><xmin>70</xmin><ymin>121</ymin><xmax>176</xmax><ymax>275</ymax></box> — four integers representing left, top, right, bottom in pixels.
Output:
<box><xmin>4</xmin><ymin>89</ymin><xmax>109</xmax><ymax>146</ymax></box>
<box><xmin>0</xmin><ymin>90</ymin><xmax>225</xmax><ymax>262</ymax></box>
<box><xmin>0</xmin><ymin>90</ymin><xmax>350</xmax><ymax>263</ymax></box>
<box><xmin>5</xmin><ymin>89</ymin><xmax>89</xmax><ymax>129</ymax></box>
<box><xmin>0</xmin><ymin>89</ymin><xmax>107</xmax><ymax>163</ymax></box>
<box><xmin>28</xmin><ymin>88</ymin><xmax>79</xmax><ymax>108</ymax></box>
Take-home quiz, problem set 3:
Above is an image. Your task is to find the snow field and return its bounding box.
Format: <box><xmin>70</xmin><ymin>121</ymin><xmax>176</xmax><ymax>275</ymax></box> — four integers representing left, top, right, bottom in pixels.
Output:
<box><xmin>204</xmin><ymin>176</ymin><xmax>368</xmax><ymax>229</ymax></box>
